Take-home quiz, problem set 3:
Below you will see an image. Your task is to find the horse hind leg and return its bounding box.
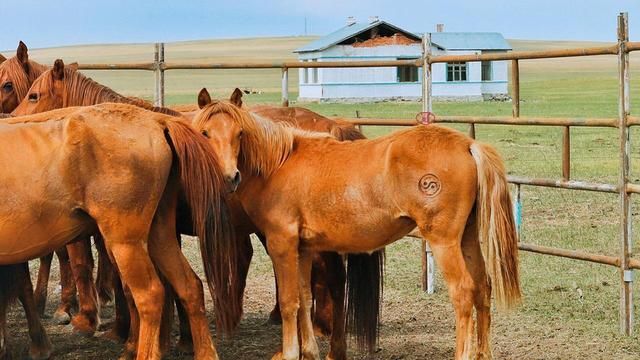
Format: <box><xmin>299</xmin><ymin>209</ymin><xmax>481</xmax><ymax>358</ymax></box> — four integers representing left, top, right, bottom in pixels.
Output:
<box><xmin>53</xmin><ymin>247</ymin><xmax>79</xmax><ymax>325</ymax></box>
<box><xmin>100</xmin><ymin>225</ymin><xmax>165</xmax><ymax>360</ymax></box>
<box><xmin>460</xmin><ymin>218</ymin><xmax>492</xmax><ymax>360</ymax></box>
<box><xmin>418</xmin><ymin>223</ymin><xmax>476</xmax><ymax>360</ymax></box>
<box><xmin>94</xmin><ymin>233</ymin><xmax>115</xmax><ymax>307</ymax></box>
<box><xmin>16</xmin><ymin>263</ymin><xmax>52</xmax><ymax>360</ymax></box>
<box><xmin>34</xmin><ymin>253</ymin><xmax>53</xmax><ymax>317</ymax></box>
<box><xmin>66</xmin><ymin>238</ymin><xmax>100</xmax><ymax>336</ymax></box>
<box><xmin>148</xmin><ymin>188</ymin><xmax>218</xmax><ymax>360</ymax></box>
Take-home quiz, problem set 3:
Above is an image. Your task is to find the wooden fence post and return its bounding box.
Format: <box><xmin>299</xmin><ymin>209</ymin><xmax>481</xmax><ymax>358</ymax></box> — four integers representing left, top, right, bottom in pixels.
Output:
<box><xmin>617</xmin><ymin>12</ymin><xmax>633</xmax><ymax>336</ymax></box>
<box><xmin>282</xmin><ymin>67</ymin><xmax>289</xmax><ymax>107</ymax></box>
<box><xmin>562</xmin><ymin>126</ymin><xmax>571</xmax><ymax>180</ymax></box>
<box><xmin>154</xmin><ymin>43</ymin><xmax>165</xmax><ymax>107</ymax></box>
<box><xmin>511</xmin><ymin>59</ymin><xmax>520</xmax><ymax>118</ymax></box>
<box><xmin>421</xmin><ymin>33</ymin><xmax>435</xmax><ymax>294</ymax></box>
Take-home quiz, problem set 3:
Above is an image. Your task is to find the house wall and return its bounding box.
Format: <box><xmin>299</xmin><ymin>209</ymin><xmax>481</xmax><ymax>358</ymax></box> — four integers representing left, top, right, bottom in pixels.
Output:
<box><xmin>297</xmin><ymin>45</ymin><xmax>509</xmax><ymax>101</ymax></box>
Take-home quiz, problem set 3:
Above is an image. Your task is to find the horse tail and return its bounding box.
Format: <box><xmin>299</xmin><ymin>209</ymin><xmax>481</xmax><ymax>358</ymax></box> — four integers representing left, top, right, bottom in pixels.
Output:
<box><xmin>345</xmin><ymin>249</ymin><xmax>385</xmax><ymax>354</ymax></box>
<box><xmin>164</xmin><ymin>119</ymin><xmax>240</xmax><ymax>334</ymax></box>
<box><xmin>330</xmin><ymin>120</ymin><xmax>367</xmax><ymax>141</ymax></box>
<box><xmin>470</xmin><ymin>142</ymin><xmax>522</xmax><ymax>309</ymax></box>
<box><xmin>0</xmin><ymin>264</ymin><xmax>21</xmax><ymax>304</ymax></box>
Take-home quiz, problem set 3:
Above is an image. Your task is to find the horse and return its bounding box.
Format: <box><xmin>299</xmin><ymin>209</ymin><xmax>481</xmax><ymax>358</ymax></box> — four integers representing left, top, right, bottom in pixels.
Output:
<box><xmin>11</xmin><ymin>58</ymin><xmax>198</xmax><ymax>352</ymax></box>
<box><xmin>14</xmin><ymin>60</ymin><xmax>367</xmax><ymax>359</ymax></box>
<box><xmin>0</xmin><ymin>42</ymin><xmax>117</xmax><ymax>334</ymax></box>
<box><xmin>193</xmin><ymin>89</ymin><xmax>522</xmax><ymax>360</ymax></box>
<box><xmin>0</xmin><ymin>103</ymin><xmax>238</xmax><ymax>360</ymax></box>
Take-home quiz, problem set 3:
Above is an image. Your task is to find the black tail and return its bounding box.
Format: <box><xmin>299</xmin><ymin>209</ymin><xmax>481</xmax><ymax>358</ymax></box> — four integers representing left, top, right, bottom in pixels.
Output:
<box><xmin>345</xmin><ymin>249</ymin><xmax>385</xmax><ymax>354</ymax></box>
<box><xmin>0</xmin><ymin>264</ymin><xmax>22</xmax><ymax>304</ymax></box>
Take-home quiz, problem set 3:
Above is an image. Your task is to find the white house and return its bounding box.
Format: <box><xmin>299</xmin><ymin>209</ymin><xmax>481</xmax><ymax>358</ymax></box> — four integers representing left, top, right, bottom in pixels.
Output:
<box><xmin>295</xmin><ymin>18</ymin><xmax>511</xmax><ymax>102</ymax></box>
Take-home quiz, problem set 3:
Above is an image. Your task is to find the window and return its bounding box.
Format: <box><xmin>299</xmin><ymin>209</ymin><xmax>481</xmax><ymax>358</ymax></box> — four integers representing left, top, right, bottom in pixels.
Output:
<box><xmin>446</xmin><ymin>62</ymin><xmax>467</xmax><ymax>82</ymax></box>
<box><xmin>301</xmin><ymin>60</ymin><xmax>308</xmax><ymax>84</ymax></box>
<box><xmin>397</xmin><ymin>66</ymin><xmax>418</xmax><ymax>83</ymax></box>
<box><xmin>308</xmin><ymin>59</ymin><xmax>318</xmax><ymax>84</ymax></box>
<box><xmin>481</xmin><ymin>61</ymin><xmax>492</xmax><ymax>81</ymax></box>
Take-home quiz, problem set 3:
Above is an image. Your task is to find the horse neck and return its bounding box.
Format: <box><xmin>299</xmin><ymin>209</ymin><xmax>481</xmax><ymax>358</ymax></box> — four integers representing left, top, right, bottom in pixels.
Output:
<box><xmin>63</xmin><ymin>73</ymin><xmax>152</xmax><ymax>109</ymax></box>
<box><xmin>240</xmin><ymin>113</ymin><xmax>295</xmax><ymax>178</ymax></box>
<box><xmin>27</xmin><ymin>61</ymin><xmax>47</xmax><ymax>85</ymax></box>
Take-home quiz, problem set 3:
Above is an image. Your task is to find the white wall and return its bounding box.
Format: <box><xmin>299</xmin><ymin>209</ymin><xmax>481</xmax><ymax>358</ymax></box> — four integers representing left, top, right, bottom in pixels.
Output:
<box><xmin>297</xmin><ymin>45</ymin><xmax>509</xmax><ymax>101</ymax></box>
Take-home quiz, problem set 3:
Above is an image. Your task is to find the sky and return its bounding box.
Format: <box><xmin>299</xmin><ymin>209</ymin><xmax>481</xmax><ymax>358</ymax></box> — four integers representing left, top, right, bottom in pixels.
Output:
<box><xmin>1</xmin><ymin>0</ymin><xmax>639</xmax><ymax>51</ymax></box>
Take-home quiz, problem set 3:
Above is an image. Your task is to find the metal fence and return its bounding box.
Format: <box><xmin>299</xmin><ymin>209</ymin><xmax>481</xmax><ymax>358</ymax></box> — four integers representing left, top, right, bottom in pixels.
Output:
<box><xmin>73</xmin><ymin>12</ymin><xmax>638</xmax><ymax>335</ymax></box>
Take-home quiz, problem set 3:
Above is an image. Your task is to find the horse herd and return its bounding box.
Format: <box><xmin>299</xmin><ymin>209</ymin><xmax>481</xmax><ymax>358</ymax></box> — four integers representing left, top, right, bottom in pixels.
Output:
<box><xmin>0</xmin><ymin>41</ymin><xmax>521</xmax><ymax>360</ymax></box>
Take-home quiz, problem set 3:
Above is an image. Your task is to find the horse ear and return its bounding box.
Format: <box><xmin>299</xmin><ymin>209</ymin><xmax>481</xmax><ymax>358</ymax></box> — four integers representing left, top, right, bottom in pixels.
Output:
<box><xmin>16</xmin><ymin>41</ymin><xmax>29</xmax><ymax>73</ymax></box>
<box><xmin>198</xmin><ymin>88</ymin><xmax>212</xmax><ymax>109</ymax></box>
<box><xmin>52</xmin><ymin>59</ymin><xmax>65</xmax><ymax>81</ymax></box>
<box><xmin>230</xmin><ymin>88</ymin><xmax>243</xmax><ymax>107</ymax></box>
<box><xmin>0</xmin><ymin>53</ymin><xmax>6</xmax><ymax>64</ymax></box>
<box><xmin>67</xmin><ymin>62</ymin><xmax>79</xmax><ymax>71</ymax></box>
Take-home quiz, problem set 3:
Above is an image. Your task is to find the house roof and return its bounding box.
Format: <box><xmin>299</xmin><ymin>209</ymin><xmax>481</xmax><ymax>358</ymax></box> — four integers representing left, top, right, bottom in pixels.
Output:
<box><xmin>294</xmin><ymin>20</ymin><xmax>423</xmax><ymax>53</ymax></box>
<box><xmin>429</xmin><ymin>32</ymin><xmax>511</xmax><ymax>50</ymax></box>
<box><xmin>295</xmin><ymin>20</ymin><xmax>511</xmax><ymax>53</ymax></box>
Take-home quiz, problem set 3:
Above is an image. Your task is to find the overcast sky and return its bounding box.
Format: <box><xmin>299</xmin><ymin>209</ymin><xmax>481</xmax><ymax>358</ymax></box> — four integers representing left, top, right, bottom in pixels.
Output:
<box><xmin>1</xmin><ymin>0</ymin><xmax>638</xmax><ymax>50</ymax></box>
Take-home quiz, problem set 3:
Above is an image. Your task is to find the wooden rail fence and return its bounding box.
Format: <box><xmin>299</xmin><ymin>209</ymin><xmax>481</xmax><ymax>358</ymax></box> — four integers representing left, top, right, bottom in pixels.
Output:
<box><xmin>71</xmin><ymin>12</ymin><xmax>638</xmax><ymax>335</ymax></box>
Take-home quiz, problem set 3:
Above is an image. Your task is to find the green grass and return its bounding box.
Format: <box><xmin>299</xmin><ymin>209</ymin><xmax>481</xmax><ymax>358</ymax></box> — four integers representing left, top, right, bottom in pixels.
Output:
<box><xmin>8</xmin><ymin>37</ymin><xmax>640</xmax><ymax>356</ymax></box>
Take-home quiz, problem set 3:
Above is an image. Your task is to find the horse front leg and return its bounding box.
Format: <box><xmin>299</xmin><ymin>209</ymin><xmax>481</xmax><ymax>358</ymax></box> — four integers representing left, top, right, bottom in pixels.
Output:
<box><xmin>267</xmin><ymin>235</ymin><xmax>301</xmax><ymax>360</ymax></box>
<box><xmin>66</xmin><ymin>237</ymin><xmax>100</xmax><ymax>336</ymax></box>
<box><xmin>34</xmin><ymin>253</ymin><xmax>53</xmax><ymax>317</ymax></box>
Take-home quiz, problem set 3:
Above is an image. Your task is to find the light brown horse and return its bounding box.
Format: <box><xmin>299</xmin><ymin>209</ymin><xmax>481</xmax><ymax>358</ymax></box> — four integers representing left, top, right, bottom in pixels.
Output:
<box><xmin>0</xmin><ymin>103</ymin><xmax>238</xmax><ymax>360</ymax></box>
<box><xmin>193</xmin><ymin>90</ymin><xmax>522</xmax><ymax>360</ymax></box>
<box><xmin>0</xmin><ymin>42</ymin><xmax>115</xmax><ymax>332</ymax></box>
<box><xmin>15</xmin><ymin>60</ymin><xmax>365</xmax><ymax>360</ymax></box>
<box><xmin>12</xmin><ymin>59</ymin><xmax>209</xmax><ymax>353</ymax></box>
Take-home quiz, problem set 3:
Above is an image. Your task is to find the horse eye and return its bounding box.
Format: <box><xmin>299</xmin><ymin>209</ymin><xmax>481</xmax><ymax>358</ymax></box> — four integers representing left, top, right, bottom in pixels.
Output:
<box><xmin>28</xmin><ymin>93</ymin><xmax>39</xmax><ymax>102</ymax></box>
<box><xmin>2</xmin><ymin>82</ymin><xmax>12</xmax><ymax>92</ymax></box>
<box><xmin>201</xmin><ymin>130</ymin><xmax>209</xmax><ymax>138</ymax></box>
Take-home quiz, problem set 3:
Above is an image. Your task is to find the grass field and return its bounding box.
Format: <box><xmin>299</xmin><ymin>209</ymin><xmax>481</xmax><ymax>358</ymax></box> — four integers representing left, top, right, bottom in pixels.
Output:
<box><xmin>5</xmin><ymin>37</ymin><xmax>640</xmax><ymax>359</ymax></box>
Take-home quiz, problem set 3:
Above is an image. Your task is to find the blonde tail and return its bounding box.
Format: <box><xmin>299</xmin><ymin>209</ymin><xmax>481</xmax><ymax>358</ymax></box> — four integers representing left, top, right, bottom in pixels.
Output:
<box><xmin>470</xmin><ymin>142</ymin><xmax>522</xmax><ymax>309</ymax></box>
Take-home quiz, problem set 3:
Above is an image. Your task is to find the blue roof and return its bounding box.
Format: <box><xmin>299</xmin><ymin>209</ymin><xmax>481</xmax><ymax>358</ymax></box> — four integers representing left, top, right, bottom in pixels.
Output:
<box><xmin>294</xmin><ymin>20</ymin><xmax>421</xmax><ymax>53</ymax></box>
<box><xmin>295</xmin><ymin>20</ymin><xmax>511</xmax><ymax>53</ymax></box>
<box><xmin>430</xmin><ymin>32</ymin><xmax>511</xmax><ymax>51</ymax></box>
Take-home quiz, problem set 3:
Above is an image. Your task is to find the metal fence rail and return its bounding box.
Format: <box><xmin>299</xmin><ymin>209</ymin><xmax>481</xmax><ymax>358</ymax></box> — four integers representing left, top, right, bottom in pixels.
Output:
<box><xmin>69</xmin><ymin>12</ymin><xmax>637</xmax><ymax>335</ymax></box>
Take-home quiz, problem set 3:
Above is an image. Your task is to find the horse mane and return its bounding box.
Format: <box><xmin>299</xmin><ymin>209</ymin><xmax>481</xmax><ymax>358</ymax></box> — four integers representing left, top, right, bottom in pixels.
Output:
<box><xmin>193</xmin><ymin>101</ymin><xmax>302</xmax><ymax>178</ymax></box>
<box><xmin>35</xmin><ymin>67</ymin><xmax>182</xmax><ymax>117</ymax></box>
<box><xmin>0</xmin><ymin>57</ymin><xmax>47</xmax><ymax>102</ymax></box>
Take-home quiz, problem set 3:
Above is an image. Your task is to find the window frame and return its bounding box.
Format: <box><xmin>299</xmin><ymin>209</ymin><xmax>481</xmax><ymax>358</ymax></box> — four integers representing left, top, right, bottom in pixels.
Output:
<box><xmin>446</xmin><ymin>62</ymin><xmax>468</xmax><ymax>82</ymax></box>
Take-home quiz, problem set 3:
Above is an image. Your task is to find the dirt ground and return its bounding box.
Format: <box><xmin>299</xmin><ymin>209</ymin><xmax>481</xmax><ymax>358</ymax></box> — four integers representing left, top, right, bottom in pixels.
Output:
<box><xmin>4</xmin><ymin>236</ymin><xmax>640</xmax><ymax>360</ymax></box>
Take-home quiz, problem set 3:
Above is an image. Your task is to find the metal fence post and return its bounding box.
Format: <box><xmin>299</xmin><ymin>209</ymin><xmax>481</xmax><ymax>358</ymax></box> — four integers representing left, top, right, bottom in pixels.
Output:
<box><xmin>154</xmin><ymin>43</ymin><xmax>165</xmax><ymax>107</ymax></box>
<box><xmin>617</xmin><ymin>12</ymin><xmax>633</xmax><ymax>336</ymax></box>
<box><xmin>421</xmin><ymin>33</ymin><xmax>435</xmax><ymax>294</ymax></box>
<box><xmin>282</xmin><ymin>67</ymin><xmax>289</xmax><ymax>107</ymax></box>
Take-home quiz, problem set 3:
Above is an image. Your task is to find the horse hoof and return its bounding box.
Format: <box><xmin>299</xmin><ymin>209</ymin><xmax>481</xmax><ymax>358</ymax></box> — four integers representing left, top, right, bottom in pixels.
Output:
<box><xmin>99</xmin><ymin>328</ymin><xmax>126</xmax><ymax>343</ymax></box>
<box><xmin>28</xmin><ymin>345</ymin><xmax>52</xmax><ymax>360</ymax></box>
<box><xmin>52</xmin><ymin>310</ymin><xmax>71</xmax><ymax>325</ymax></box>
<box><xmin>266</xmin><ymin>314</ymin><xmax>282</xmax><ymax>325</ymax></box>
<box><xmin>70</xmin><ymin>315</ymin><xmax>98</xmax><ymax>337</ymax></box>
<box><xmin>176</xmin><ymin>338</ymin><xmax>194</xmax><ymax>354</ymax></box>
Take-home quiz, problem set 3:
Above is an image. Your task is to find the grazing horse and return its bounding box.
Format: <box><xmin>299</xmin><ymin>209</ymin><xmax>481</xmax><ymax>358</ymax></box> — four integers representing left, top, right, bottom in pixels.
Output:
<box><xmin>193</xmin><ymin>90</ymin><xmax>522</xmax><ymax>360</ymax></box>
<box><xmin>0</xmin><ymin>42</ymin><xmax>115</xmax><ymax>332</ymax></box>
<box><xmin>0</xmin><ymin>103</ymin><xmax>237</xmax><ymax>360</ymax></box>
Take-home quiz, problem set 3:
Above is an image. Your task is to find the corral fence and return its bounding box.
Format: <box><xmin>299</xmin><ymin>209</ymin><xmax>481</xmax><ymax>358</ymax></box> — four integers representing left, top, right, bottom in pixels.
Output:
<box><xmin>73</xmin><ymin>12</ymin><xmax>638</xmax><ymax>335</ymax></box>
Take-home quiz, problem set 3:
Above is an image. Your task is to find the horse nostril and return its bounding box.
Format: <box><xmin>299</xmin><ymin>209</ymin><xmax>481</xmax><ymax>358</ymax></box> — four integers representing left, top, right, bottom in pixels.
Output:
<box><xmin>233</xmin><ymin>170</ymin><xmax>242</xmax><ymax>186</ymax></box>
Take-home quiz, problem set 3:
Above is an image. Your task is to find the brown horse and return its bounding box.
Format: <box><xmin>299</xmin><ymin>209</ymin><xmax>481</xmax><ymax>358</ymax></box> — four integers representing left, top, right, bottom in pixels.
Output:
<box><xmin>193</xmin><ymin>91</ymin><xmax>522</xmax><ymax>360</ymax></box>
<box><xmin>12</xmin><ymin>59</ymin><xmax>198</xmax><ymax>352</ymax></box>
<box><xmin>0</xmin><ymin>42</ymin><xmax>116</xmax><ymax>334</ymax></box>
<box><xmin>0</xmin><ymin>103</ymin><xmax>237</xmax><ymax>360</ymax></box>
<box><xmin>15</xmin><ymin>61</ymin><xmax>362</xmax><ymax>359</ymax></box>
